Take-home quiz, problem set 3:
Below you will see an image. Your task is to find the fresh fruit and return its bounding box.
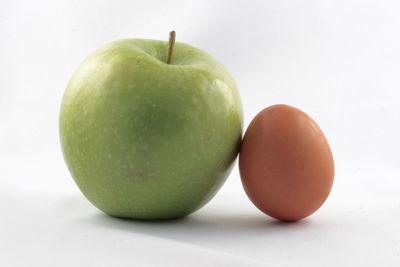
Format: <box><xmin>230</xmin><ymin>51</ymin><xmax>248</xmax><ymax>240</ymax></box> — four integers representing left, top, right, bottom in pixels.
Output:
<box><xmin>60</xmin><ymin>32</ymin><xmax>243</xmax><ymax>219</ymax></box>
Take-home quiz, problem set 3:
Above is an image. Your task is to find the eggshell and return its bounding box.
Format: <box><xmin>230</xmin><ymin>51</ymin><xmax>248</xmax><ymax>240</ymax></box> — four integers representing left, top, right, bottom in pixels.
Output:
<box><xmin>239</xmin><ymin>104</ymin><xmax>334</xmax><ymax>221</ymax></box>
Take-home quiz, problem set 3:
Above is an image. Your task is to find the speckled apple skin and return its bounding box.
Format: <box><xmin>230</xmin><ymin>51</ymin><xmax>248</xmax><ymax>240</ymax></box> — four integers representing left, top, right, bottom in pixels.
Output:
<box><xmin>59</xmin><ymin>39</ymin><xmax>243</xmax><ymax>219</ymax></box>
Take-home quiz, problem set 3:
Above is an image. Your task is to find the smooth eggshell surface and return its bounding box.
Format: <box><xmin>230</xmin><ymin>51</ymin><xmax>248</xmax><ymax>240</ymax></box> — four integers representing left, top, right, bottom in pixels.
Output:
<box><xmin>239</xmin><ymin>104</ymin><xmax>334</xmax><ymax>221</ymax></box>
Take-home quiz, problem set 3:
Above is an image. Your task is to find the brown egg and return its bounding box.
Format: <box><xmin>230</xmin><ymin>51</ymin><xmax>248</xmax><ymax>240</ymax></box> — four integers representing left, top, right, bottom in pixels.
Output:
<box><xmin>239</xmin><ymin>104</ymin><xmax>334</xmax><ymax>221</ymax></box>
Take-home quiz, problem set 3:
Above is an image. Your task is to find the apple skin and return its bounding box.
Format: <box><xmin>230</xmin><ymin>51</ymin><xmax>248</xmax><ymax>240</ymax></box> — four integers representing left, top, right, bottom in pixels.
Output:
<box><xmin>60</xmin><ymin>39</ymin><xmax>243</xmax><ymax>219</ymax></box>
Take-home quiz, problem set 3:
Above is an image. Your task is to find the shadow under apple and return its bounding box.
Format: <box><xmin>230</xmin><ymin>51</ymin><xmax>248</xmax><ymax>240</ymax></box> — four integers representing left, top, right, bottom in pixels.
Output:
<box><xmin>63</xmin><ymin>194</ymin><xmax>315</xmax><ymax>246</ymax></box>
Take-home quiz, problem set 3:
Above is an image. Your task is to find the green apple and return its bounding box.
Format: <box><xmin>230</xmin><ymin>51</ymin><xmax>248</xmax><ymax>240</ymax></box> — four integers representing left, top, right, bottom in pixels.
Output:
<box><xmin>60</xmin><ymin>32</ymin><xmax>243</xmax><ymax>219</ymax></box>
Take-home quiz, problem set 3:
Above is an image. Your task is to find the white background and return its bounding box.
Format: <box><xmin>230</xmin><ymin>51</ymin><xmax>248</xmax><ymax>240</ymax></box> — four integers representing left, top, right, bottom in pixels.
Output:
<box><xmin>1</xmin><ymin>0</ymin><xmax>400</xmax><ymax>266</ymax></box>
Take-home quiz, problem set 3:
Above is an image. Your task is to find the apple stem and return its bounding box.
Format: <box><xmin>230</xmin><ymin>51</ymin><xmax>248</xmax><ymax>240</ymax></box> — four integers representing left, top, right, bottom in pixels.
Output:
<box><xmin>167</xmin><ymin>31</ymin><xmax>176</xmax><ymax>64</ymax></box>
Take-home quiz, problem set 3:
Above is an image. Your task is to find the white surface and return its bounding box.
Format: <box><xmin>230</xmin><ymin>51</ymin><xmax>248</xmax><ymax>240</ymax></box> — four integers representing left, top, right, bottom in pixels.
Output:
<box><xmin>1</xmin><ymin>191</ymin><xmax>400</xmax><ymax>266</ymax></box>
<box><xmin>1</xmin><ymin>0</ymin><xmax>400</xmax><ymax>266</ymax></box>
